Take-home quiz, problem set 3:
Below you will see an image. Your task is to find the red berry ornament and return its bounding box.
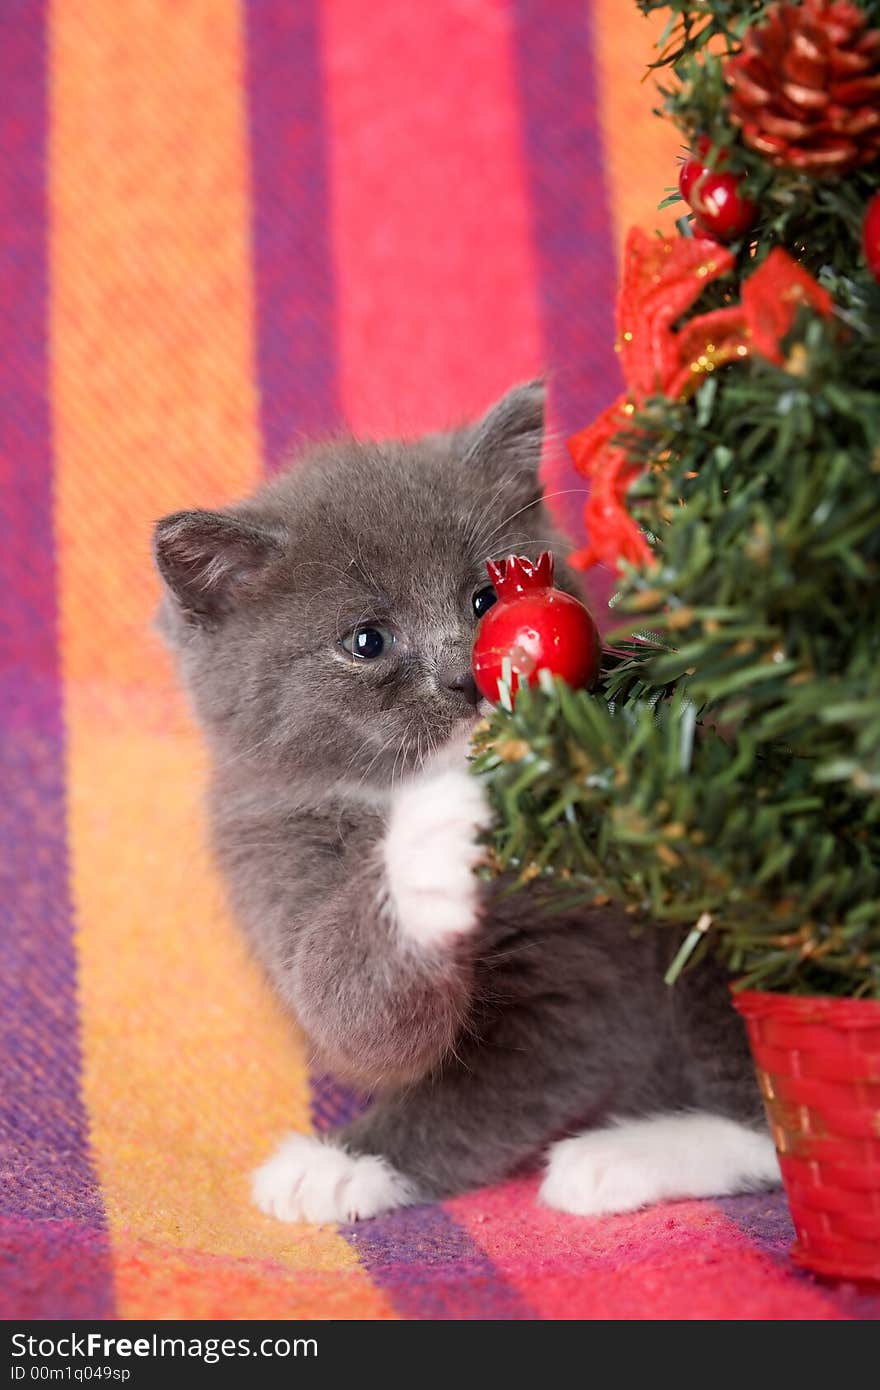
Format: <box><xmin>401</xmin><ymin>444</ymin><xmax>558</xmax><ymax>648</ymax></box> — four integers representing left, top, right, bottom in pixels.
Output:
<box><xmin>679</xmin><ymin>155</ymin><xmax>703</xmax><ymax>204</ymax></box>
<box><xmin>678</xmin><ymin>138</ymin><xmax>755</xmax><ymax>243</ymax></box>
<box><xmin>678</xmin><ymin>136</ymin><xmax>713</xmax><ymax>203</ymax></box>
<box><xmin>864</xmin><ymin>192</ymin><xmax>880</xmax><ymax>283</ymax></box>
<box><xmin>471</xmin><ymin>552</ymin><xmax>601</xmax><ymax>705</ymax></box>
<box><xmin>690</xmin><ymin>169</ymin><xmax>756</xmax><ymax>242</ymax></box>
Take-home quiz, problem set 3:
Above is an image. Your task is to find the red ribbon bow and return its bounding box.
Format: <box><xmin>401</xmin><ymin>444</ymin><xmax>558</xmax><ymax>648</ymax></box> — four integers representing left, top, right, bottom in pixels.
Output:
<box><xmin>568</xmin><ymin>229</ymin><xmax>833</xmax><ymax>573</ymax></box>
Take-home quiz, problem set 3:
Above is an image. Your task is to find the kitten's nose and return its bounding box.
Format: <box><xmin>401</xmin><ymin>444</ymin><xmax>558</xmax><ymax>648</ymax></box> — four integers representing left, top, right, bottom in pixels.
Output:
<box><xmin>443</xmin><ymin>669</ymin><xmax>481</xmax><ymax>708</ymax></box>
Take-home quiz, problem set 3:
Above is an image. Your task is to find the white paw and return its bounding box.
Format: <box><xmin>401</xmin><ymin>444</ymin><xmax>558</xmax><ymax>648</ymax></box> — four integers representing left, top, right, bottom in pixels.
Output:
<box><xmin>252</xmin><ymin>1132</ymin><xmax>416</xmax><ymax>1224</ymax></box>
<box><xmin>540</xmin><ymin>1113</ymin><xmax>780</xmax><ymax>1218</ymax></box>
<box><xmin>383</xmin><ymin>765</ymin><xmax>493</xmax><ymax>950</ymax></box>
<box><xmin>540</xmin><ymin>1130</ymin><xmax>665</xmax><ymax>1217</ymax></box>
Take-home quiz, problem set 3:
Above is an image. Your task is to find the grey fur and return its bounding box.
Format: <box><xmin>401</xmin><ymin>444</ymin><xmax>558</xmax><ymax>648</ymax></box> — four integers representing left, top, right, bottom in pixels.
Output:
<box><xmin>154</xmin><ymin>381</ymin><xmax>762</xmax><ymax>1202</ymax></box>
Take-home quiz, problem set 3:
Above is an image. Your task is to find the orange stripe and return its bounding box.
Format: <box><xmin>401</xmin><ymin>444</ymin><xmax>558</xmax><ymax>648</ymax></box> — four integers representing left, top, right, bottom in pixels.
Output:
<box><xmin>51</xmin><ymin>0</ymin><xmax>262</xmax><ymax>694</ymax></box>
<box><xmin>592</xmin><ymin>1</ymin><xmax>682</xmax><ymax>259</ymax></box>
<box><xmin>50</xmin><ymin>0</ymin><xmax>390</xmax><ymax>1316</ymax></box>
<box><xmin>114</xmin><ymin>1236</ymin><xmax>397</xmax><ymax>1320</ymax></box>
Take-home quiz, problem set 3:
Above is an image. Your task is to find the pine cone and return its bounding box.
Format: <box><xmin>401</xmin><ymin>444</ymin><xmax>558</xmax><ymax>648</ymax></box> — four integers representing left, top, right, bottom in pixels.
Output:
<box><xmin>725</xmin><ymin>0</ymin><xmax>880</xmax><ymax>175</ymax></box>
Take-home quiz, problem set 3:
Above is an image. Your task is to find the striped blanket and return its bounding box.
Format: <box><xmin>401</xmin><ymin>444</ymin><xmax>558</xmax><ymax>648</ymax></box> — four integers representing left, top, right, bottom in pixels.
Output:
<box><xmin>2</xmin><ymin>0</ymin><xmax>877</xmax><ymax>1320</ymax></box>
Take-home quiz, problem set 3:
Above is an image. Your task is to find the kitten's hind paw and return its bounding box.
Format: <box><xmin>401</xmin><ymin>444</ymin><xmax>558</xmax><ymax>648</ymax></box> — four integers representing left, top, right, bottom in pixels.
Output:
<box><xmin>540</xmin><ymin>1112</ymin><xmax>780</xmax><ymax>1218</ymax></box>
<box><xmin>252</xmin><ymin>1132</ymin><xmax>416</xmax><ymax>1224</ymax></box>
<box><xmin>384</xmin><ymin>765</ymin><xmax>492</xmax><ymax>951</ymax></box>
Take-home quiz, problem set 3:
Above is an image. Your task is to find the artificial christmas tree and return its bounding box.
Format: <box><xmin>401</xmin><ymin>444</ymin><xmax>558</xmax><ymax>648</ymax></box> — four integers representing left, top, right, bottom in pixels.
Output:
<box><xmin>471</xmin><ymin>0</ymin><xmax>880</xmax><ymax>1280</ymax></box>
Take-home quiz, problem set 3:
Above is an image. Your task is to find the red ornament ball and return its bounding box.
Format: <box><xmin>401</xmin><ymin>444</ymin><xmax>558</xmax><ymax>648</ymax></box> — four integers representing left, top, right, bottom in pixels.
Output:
<box><xmin>471</xmin><ymin>551</ymin><xmax>601</xmax><ymax>705</ymax></box>
<box><xmin>864</xmin><ymin>192</ymin><xmax>880</xmax><ymax>283</ymax></box>
<box><xmin>690</xmin><ymin>168</ymin><xmax>757</xmax><ymax>242</ymax></box>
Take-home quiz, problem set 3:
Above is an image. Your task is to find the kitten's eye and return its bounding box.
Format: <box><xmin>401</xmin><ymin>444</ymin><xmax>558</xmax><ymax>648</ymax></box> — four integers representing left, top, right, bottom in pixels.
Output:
<box><xmin>472</xmin><ymin>584</ymin><xmax>497</xmax><ymax>620</ymax></box>
<box><xmin>341</xmin><ymin>623</ymin><xmax>394</xmax><ymax>660</ymax></box>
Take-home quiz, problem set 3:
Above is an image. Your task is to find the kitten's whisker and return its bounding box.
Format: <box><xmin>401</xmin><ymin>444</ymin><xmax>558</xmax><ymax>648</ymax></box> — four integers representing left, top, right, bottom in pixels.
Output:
<box><xmin>289</xmin><ymin>558</ymin><xmax>354</xmax><ymax>581</ymax></box>
<box><xmin>390</xmin><ymin>731</ymin><xmax>415</xmax><ymax>790</ymax></box>
<box><xmin>475</xmin><ymin>488</ymin><xmax>588</xmax><ymax>553</ymax></box>
<box><xmin>352</xmin><ymin>730</ymin><xmax>398</xmax><ymax>790</ymax></box>
<box><xmin>460</xmin><ymin>480</ymin><xmax>507</xmax><ymax>555</ymax></box>
<box><xmin>352</xmin><ymin>533</ymin><xmax>383</xmax><ymax>595</ymax></box>
<box><xmin>302</xmin><ymin>580</ymin><xmax>359</xmax><ymax>621</ymax></box>
<box><xmin>465</xmin><ymin>475</ymin><xmax>519</xmax><ymax>550</ymax></box>
<box><xmin>463</xmin><ymin>477</ymin><xmax>518</xmax><ymax>553</ymax></box>
<box><xmin>210</xmin><ymin>726</ymin><xmax>283</xmax><ymax>774</ymax></box>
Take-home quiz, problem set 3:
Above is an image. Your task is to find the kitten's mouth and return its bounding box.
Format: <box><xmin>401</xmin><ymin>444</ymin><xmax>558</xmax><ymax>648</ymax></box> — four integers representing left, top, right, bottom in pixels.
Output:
<box><xmin>454</xmin><ymin>699</ymin><xmax>492</xmax><ymax>730</ymax></box>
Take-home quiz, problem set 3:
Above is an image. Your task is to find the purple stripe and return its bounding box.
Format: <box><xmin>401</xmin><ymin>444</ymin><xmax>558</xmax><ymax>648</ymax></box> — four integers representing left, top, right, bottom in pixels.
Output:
<box><xmin>309</xmin><ymin>1072</ymin><xmax>535</xmax><ymax>1317</ymax></box>
<box><xmin>244</xmin><ymin>0</ymin><xmax>342</xmax><ymax>468</ymax></box>
<box><xmin>510</xmin><ymin>0</ymin><xmax>622</xmax><ymax>613</ymax></box>
<box><xmin>343</xmin><ymin>1205</ymin><xmax>536</xmax><ymax>1320</ymax></box>
<box><xmin>715</xmin><ymin>1190</ymin><xmax>795</xmax><ymax>1259</ymax></box>
<box><xmin>0</xmin><ymin>1216</ymin><xmax>113</xmax><ymax>1321</ymax></box>
<box><xmin>309</xmin><ymin>1073</ymin><xmax>368</xmax><ymax>1133</ymax></box>
<box><xmin>0</xmin><ymin>0</ymin><xmax>113</xmax><ymax>1315</ymax></box>
<box><xmin>717</xmin><ymin>1192</ymin><xmax>880</xmax><ymax>1319</ymax></box>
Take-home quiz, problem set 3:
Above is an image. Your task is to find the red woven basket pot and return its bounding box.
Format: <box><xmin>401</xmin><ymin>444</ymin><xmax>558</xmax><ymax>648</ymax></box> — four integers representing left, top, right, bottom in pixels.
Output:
<box><xmin>734</xmin><ymin>990</ymin><xmax>880</xmax><ymax>1282</ymax></box>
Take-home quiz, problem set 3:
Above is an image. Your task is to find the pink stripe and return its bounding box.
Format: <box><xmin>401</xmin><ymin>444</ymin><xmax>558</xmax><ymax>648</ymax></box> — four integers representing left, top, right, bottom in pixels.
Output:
<box><xmin>320</xmin><ymin>2</ymin><xmax>546</xmax><ymax>1316</ymax></box>
<box><xmin>448</xmin><ymin>1179</ymin><xmax>848</xmax><ymax>1319</ymax></box>
<box><xmin>322</xmin><ymin>0</ymin><xmax>542</xmax><ymax>439</ymax></box>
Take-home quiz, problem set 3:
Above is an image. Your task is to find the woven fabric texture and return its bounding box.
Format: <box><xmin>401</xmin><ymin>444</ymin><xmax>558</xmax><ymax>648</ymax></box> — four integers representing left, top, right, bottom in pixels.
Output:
<box><xmin>2</xmin><ymin>0</ymin><xmax>878</xmax><ymax>1320</ymax></box>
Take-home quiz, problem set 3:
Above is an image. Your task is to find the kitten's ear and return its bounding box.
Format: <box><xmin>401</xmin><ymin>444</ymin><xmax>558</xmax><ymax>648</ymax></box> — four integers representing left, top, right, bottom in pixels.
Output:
<box><xmin>462</xmin><ymin>380</ymin><xmax>545</xmax><ymax>508</ymax></box>
<box><xmin>153</xmin><ymin>509</ymin><xmax>285</xmax><ymax>624</ymax></box>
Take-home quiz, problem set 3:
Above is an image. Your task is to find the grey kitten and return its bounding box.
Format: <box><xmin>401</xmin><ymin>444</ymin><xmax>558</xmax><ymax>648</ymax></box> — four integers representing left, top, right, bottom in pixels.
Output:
<box><xmin>154</xmin><ymin>382</ymin><xmax>777</xmax><ymax>1223</ymax></box>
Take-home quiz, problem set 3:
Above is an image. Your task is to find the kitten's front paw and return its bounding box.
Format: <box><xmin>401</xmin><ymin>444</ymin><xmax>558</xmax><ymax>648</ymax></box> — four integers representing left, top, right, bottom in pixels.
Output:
<box><xmin>384</xmin><ymin>766</ymin><xmax>492</xmax><ymax>950</ymax></box>
<box><xmin>252</xmin><ymin>1133</ymin><xmax>416</xmax><ymax>1224</ymax></box>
